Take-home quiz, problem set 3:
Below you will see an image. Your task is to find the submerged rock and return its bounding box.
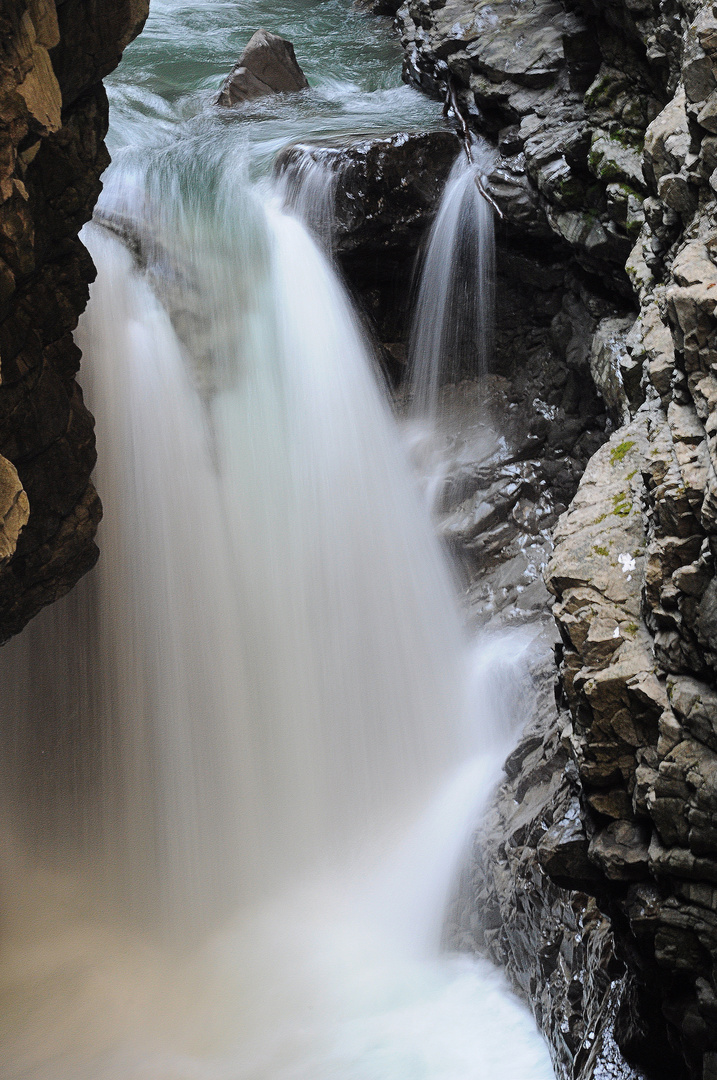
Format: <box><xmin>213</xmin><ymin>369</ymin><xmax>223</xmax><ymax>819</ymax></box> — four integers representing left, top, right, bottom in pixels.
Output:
<box><xmin>216</xmin><ymin>29</ymin><xmax>309</xmax><ymax>107</ymax></box>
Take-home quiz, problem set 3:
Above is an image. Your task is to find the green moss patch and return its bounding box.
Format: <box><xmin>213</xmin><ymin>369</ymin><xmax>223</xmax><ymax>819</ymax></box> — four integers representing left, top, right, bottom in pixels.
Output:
<box><xmin>612</xmin><ymin>490</ymin><xmax>632</xmax><ymax>516</ymax></box>
<box><xmin>610</xmin><ymin>440</ymin><xmax>636</xmax><ymax>465</ymax></box>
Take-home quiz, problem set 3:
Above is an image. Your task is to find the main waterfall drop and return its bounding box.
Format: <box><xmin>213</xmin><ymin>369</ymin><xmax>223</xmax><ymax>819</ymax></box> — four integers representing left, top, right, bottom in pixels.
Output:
<box><xmin>0</xmin><ymin>2</ymin><xmax>556</xmax><ymax>1077</ymax></box>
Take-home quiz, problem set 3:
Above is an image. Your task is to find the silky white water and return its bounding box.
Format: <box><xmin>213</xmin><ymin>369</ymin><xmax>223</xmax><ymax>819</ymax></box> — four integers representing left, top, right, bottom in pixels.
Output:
<box><xmin>275</xmin><ymin>147</ymin><xmax>341</xmax><ymax>252</ymax></box>
<box><xmin>403</xmin><ymin>147</ymin><xmax>497</xmax><ymax>518</ymax></box>
<box><xmin>409</xmin><ymin>151</ymin><xmax>496</xmax><ymax>420</ymax></box>
<box><xmin>0</xmin><ymin>2</ymin><xmax>555</xmax><ymax>1077</ymax></box>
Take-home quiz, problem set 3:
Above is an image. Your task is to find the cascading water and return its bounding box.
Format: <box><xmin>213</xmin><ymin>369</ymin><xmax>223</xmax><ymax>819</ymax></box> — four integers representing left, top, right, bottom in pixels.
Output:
<box><xmin>275</xmin><ymin>146</ymin><xmax>341</xmax><ymax>252</ymax></box>
<box><xmin>409</xmin><ymin>149</ymin><xmax>496</xmax><ymax>421</ymax></box>
<box><xmin>402</xmin><ymin>145</ymin><xmax>497</xmax><ymax>516</ymax></box>
<box><xmin>0</xmin><ymin>2</ymin><xmax>556</xmax><ymax>1077</ymax></box>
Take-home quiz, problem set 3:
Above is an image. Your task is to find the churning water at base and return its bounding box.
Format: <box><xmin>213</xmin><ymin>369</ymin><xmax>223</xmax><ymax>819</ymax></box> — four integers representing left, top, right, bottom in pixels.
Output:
<box><xmin>0</xmin><ymin>1</ymin><xmax>555</xmax><ymax>1076</ymax></box>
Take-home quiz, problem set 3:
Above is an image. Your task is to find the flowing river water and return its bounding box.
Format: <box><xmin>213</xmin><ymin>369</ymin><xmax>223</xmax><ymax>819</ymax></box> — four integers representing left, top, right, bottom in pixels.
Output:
<box><xmin>0</xmin><ymin>3</ymin><xmax>556</xmax><ymax>1078</ymax></box>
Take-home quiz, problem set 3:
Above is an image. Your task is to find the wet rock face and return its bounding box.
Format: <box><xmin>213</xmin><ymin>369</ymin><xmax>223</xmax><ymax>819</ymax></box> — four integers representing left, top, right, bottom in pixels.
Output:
<box><xmin>216</xmin><ymin>29</ymin><xmax>309</xmax><ymax>107</ymax></box>
<box><xmin>541</xmin><ymin>3</ymin><xmax>717</xmax><ymax>1071</ymax></box>
<box><xmin>397</xmin><ymin>0</ymin><xmax>659</xmax><ymax>293</ymax></box>
<box><xmin>451</xmin><ymin>712</ymin><xmax>649</xmax><ymax>1080</ymax></box>
<box><xmin>395</xmin><ymin>0</ymin><xmax>717</xmax><ymax>1077</ymax></box>
<box><xmin>277</xmin><ymin>131</ymin><xmax>461</xmax><ymax>344</ymax></box>
<box><xmin>0</xmin><ymin>0</ymin><xmax>148</xmax><ymax>641</ymax></box>
<box><xmin>424</xmin><ymin>377</ymin><xmax>641</xmax><ymax>1080</ymax></box>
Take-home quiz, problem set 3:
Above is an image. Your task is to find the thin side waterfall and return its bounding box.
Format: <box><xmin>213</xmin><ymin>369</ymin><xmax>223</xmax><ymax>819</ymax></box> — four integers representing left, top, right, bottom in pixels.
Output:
<box><xmin>409</xmin><ymin>150</ymin><xmax>496</xmax><ymax>420</ymax></box>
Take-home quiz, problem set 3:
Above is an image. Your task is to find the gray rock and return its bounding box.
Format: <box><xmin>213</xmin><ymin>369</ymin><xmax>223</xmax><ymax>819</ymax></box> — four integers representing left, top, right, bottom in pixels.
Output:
<box><xmin>537</xmin><ymin>796</ymin><xmax>598</xmax><ymax>879</ymax></box>
<box><xmin>589</xmin><ymin>820</ymin><xmax>651</xmax><ymax>880</ymax></box>
<box><xmin>396</xmin><ymin>0</ymin><xmax>717</xmax><ymax>1075</ymax></box>
<box><xmin>589</xmin><ymin>315</ymin><xmax>638</xmax><ymax>425</ymax></box>
<box><xmin>216</xmin><ymin>29</ymin><xmax>309</xmax><ymax>107</ymax></box>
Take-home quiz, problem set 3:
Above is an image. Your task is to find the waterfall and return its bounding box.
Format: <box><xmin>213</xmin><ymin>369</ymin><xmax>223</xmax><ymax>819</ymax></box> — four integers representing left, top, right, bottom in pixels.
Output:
<box><xmin>0</xmin><ymin>167</ymin><xmax>555</xmax><ymax>1078</ymax></box>
<box><xmin>274</xmin><ymin>145</ymin><xmax>341</xmax><ymax>252</ymax></box>
<box><xmin>0</xmin><ymin>179</ymin><xmax>554</xmax><ymax>1078</ymax></box>
<box><xmin>0</xmin><ymin>190</ymin><xmax>470</xmax><ymax>922</ymax></box>
<box><xmin>0</xmin><ymin>2</ymin><xmax>556</xmax><ymax>1076</ymax></box>
<box><xmin>409</xmin><ymin>151</ymin><xmax>496</xmax><ymax>420</ymax></box>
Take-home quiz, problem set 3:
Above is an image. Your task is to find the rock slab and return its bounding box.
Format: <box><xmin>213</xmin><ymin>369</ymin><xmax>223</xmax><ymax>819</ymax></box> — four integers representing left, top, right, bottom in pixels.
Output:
<box><xmin>216</xmin><ymin>29</ymin><xmax>308</xmax><ymax>107</ymax></box>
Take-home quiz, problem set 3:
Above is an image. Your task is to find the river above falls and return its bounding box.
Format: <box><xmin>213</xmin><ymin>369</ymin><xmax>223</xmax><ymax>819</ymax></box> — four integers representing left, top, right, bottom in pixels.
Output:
<box><xmin>104</xmin><ymin>0</ymin><xmax>442</xmax><ymax>174</ymax></box>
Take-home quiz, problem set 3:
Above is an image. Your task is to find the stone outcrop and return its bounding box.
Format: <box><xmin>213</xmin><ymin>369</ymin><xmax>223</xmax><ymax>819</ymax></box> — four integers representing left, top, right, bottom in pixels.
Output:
<box><xmin>277</xmin><ymin>131</ymin><xmax>461</xmax><ymax>345</ymax></box>
<box><xmin>0</xmin><ymin>0</ymin><xmax>148</xmax><ymax>642</ymax></box>
<box><xmin>543</xmin><ymin>6</ymin><xmax>717</xmax><ymax>1075</ymax></box>
<box><xmin>391</xmin><ymin>0</ymin><xmax>717</xmax><ymax>1077</ymax></box>
<box><xmin>216</xmin><ymin>29</ymin><xmax>309</xmax><ymax>108</ymax></box>
<box><xmin>397</xmin><ymin>0</ymin><xmax>656</xmax><ymax>290</ymax></box>
<box><xmin>356</xmin><ymin>0</ymin><xmax>403</xmax><ymax>15</ymax></box>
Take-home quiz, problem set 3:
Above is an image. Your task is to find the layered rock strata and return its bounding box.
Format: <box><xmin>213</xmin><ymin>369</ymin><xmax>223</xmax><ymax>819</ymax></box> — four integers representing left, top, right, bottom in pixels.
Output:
<box><xmin>0</xmin><ymin>0</ymin><xmax>148</xmax><ymax>641</ymax></box>
<box><xmin>391</xmin><ymin>0</ymin><xmax>717</xmax><ymax>1077</ymax></box>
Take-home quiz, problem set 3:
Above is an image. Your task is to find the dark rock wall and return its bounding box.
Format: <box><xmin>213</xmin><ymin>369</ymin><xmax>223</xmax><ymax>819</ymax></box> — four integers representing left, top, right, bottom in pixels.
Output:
<box><xmin>0</xmin><ymin>0</ymin><xmax>148</xmax><ymax>643</ymax></box>
<box><xmin>392</xmin><ymin>0</ymin><xmax>717</xmax><ymax>1077</ymax></box>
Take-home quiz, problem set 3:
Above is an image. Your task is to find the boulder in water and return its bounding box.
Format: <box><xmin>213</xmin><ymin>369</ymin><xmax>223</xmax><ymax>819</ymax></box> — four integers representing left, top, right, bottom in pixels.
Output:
<box><xmin>216</xmin><ymin>29</ymin><xmax>309</xmax><ymax>107</ymax></box>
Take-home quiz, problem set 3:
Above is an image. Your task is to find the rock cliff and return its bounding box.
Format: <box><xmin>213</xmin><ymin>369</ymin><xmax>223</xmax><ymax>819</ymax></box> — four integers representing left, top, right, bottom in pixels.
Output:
<box><xmin>0</xmin><ymin>0</ymin><xmax>148</xmax><ymax>642</ymax></box>
<box><xmin>392</xmin><ymin>0</ymin><xmax>717</xmax><ymax>1076</ymax></box>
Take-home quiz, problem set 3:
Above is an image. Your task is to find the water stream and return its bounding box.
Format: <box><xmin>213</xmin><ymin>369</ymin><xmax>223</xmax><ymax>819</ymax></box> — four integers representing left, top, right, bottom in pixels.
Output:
<box><xmin>0</xmin><ymin>3</ymin><xmax>555</xmax><ymax>1077</ymax></box>
<box><xmin>409</xmin><ymin>150</ymin><xmax>496</xmax><ymax>422</ymax></box>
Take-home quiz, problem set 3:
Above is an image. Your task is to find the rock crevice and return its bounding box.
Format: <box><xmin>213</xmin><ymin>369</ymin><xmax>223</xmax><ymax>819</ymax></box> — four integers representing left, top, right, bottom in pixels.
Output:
<box><xmin>0</xmin><ymin>0</ymin><xmax>148</xmax><ymax>640</ymax></box>
<box><xmin>391</xmin><ymin>0</ymin><xmax>717</xmax><ymax>1077</ymax></box>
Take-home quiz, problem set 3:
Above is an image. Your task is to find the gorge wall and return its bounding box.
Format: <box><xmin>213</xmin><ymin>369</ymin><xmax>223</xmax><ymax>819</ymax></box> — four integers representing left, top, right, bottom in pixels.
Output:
<box><xmin>389</xmin><ymin>1</ymin><xmax>717</xmax><ymax>1078</ymax></box>
<box><xmin>0</xmin><ymin>0</ymin><xmax>148</xmax><ymax>642</ymax></box>
<box><xmin>3</xmin><ymin>1</ymin><xmax>717</xmax><ymax>1078</ymax></box>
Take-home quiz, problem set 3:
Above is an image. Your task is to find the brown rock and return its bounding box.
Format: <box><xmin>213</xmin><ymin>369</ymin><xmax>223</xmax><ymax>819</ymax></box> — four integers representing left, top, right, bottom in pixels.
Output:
<box><xmin>216</xmin><ymin>29</ymin><xmax>309</xmax><ymax>107</ymax></box>
<box><xmin>0</xmin><ymin>454</ymin><xmax>28</xmax><ymax>565</ymax></box>
<box><xmin>0</xmin><ymin>0</ymin><xmax>147</xmax><ymax>640</ymax></box>
<box><xmin>588</xmin><ymin>820</ymin><xmax>650</xmax><ymax>880</ymax></box>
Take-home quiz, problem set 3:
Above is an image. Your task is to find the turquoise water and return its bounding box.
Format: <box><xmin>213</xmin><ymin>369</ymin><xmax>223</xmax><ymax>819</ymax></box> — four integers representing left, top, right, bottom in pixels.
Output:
<box><xmin>105</xmin><ymin>0</ymin><xmax>441</xmax><ymax>177</ymax></box>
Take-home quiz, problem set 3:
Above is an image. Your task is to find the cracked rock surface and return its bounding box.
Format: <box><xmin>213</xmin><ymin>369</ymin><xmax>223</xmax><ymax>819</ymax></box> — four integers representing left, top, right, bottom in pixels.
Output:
<box><xmin>392</xmin><ymin>0</ymin><xmax>717</xmax><ymax>1077</ymax></box>
<box><xmin>0</xmin><ymin>0</ymin><xmax>148</xmax><ymax>641</ymax></box>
